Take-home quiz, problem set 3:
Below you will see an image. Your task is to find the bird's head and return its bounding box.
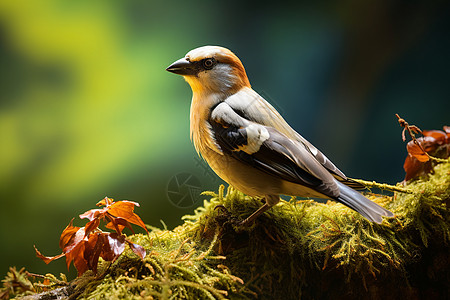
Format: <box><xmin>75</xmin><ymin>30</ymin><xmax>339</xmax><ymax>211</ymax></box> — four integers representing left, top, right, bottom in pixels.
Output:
<box><xmin>166</xmin><ymin>46</ymin><xmax>251</xmax><ymax>95</ymax></box>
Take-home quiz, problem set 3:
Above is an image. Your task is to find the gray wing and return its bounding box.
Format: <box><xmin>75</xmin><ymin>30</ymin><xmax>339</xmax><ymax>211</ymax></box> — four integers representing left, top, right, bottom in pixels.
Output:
<box><xmin>210</xmin><ymin>102</ymin><xmax>340</xmax><ymax>198</ymax></box>
<box><xmin>224</xmin><ymin>88</ymin><xmax>364</xmax><ymax>189</ymax></box>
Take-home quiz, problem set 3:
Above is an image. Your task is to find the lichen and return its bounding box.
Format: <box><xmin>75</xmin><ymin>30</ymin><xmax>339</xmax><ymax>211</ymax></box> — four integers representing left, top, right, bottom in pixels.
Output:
<box><xmin>4</xmin><ymin>163</ymin><xmax>450</xmax><ymax>299</ymax></box>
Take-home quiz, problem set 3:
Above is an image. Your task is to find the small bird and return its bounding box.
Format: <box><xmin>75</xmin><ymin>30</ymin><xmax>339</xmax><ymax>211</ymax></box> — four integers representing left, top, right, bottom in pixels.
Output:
<box><xmin>166</xmin><ymin>46</ymin><xmax>393</xmax><ymax>225</ymax></box>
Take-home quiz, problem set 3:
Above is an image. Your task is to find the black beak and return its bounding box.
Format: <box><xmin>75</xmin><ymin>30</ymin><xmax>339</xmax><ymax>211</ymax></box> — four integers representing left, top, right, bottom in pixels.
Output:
<box><xmin>166</xmin><ymin>57</ymin><xmax>197</xmax><ymax>75</ymax></box>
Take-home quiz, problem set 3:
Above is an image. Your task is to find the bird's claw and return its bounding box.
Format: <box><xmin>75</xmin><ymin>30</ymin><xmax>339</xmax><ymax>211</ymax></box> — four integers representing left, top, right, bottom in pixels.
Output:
<box><xmin>236</xmin><ymin>219</ymin><xmax>251</xmax><ymax>227</ymax></box>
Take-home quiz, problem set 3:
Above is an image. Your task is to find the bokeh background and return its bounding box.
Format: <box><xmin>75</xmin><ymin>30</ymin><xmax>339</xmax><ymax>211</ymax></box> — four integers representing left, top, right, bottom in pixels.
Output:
<box><xmin>1</xmin><ymin>0</ymin><xmax>449</xmax><ymax>278</ymax></box>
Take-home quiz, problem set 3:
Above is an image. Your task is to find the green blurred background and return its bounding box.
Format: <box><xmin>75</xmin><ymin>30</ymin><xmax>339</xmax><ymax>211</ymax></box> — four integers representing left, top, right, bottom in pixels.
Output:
<box><xmin>1</xmin><ymin>0</ymin><xmax>449</xmax><ymax>277</ymax></box>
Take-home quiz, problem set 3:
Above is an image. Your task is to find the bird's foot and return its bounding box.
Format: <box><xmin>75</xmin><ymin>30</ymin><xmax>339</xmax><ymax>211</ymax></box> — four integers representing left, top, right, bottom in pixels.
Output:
<box><xmin>236</xmin><ymin>218</ymin><xmax>253</xmax><ymax>227</ymax></box>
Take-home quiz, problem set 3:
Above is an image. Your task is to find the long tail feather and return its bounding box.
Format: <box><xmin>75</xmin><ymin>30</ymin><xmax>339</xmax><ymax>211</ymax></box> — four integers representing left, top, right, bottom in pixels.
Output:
<box><xmin>336</xmin><ymin>181</ymin><xmax>394</xmax><ymax>224</ymax></box>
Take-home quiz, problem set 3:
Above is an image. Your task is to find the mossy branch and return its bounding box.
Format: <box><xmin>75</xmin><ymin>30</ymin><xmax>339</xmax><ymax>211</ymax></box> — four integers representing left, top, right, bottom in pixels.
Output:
<box><xmin>4</xmin><ymin>163</ymin><xmax>450</xmax><ymax>299</ymax></box>
<box><xmin>350</xmin><ymin>178</ymin><xmax>413</xmax><ymax>193</ymax></box>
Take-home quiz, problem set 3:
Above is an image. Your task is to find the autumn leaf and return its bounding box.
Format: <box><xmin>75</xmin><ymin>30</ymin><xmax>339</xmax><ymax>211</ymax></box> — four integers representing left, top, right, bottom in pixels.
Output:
<box><xmin>79</xmin><ymin>197</ymin><xmax>148</xmax><ymax>235</ymax></box>
<box><xmin>35</xmin><ymin>197</ymin><xmax>148</xmax><ymax>276</ymax></box>
<box><xmin>67</xmin><ymin>241</ymin><xmax>88</xmax><ymax>275</ymax></box>
<box><xmin>103</xmin><ymin>233</ymin><xmax>126</xmax><ymax>261</ymax></box>
<box><xmin>59</xmin><ymin>219</ymin><xmax>79</xmax><ymax>250</ymax></box>
<box><xmin>79</xmin><ymin>208</ymin><xmax>107</xmax><ymax>222</ymax></box>
<box><xmin>423</xmin><ymin>130</ymin><xmax>447</xmax><ymax>144</ymax></box>
<box><xmin>96</xmin><ymin>197</ymin><xmax>113</xmax><ymax>207</ymax></box>
<box><xmin>106</xmin><ymin>200</ymin><xmax>148</xmax><ymax>234</ymax></box>
<box><xmin>444</xmin><ymin>126</ymin><xmax>450</xmax><ymax>136</ymax></box>
<box><xmin>34</xmin><ymin>246</ymin><xmax>65</xmax><ymax>264</ymax></box>
<box><xmin>406</xmin><ymin>138</ymin><xmax>431</xmax><ymax>162</ymax></box>
<box><xmin>403</xmin><ymin>153</ymin><xmax>433</xmax><ymax>181</ymax></box>
<box><xmin>401</xmin><ymin>124</ymin><xmax>450</xmax><ymax>181</ymax></box>
<box><xmin>128</xmin><ymin>242</ymin><xmax>146</xmax><ymax>260</ymax></box>
<box><xmin>105</xmin><ymin>217</ymin><xmax>134</xmax><ymax>235</ymax></box>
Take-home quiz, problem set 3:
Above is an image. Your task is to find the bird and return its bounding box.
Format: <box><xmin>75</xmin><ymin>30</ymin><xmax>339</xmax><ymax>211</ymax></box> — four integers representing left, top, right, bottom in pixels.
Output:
<box><xmin>166</xmin><ymin>45</ymin><xmax>394</xmax><ymax>225</ymax></box>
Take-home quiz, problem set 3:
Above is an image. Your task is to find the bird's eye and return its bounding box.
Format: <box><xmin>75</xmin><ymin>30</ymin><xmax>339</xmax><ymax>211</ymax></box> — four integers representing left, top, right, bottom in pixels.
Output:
<box><xmin>202</xmin><ymin>58</ymin><xmax>215</xmax><ymax>70</ymax></box>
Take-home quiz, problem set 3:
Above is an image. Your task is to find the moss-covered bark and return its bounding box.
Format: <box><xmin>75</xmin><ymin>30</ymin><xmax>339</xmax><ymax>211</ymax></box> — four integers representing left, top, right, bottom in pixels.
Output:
<box><xmin>4</xmin><ymin>163</ymin><xmax>450</xmax><ymax>299</ymax></box>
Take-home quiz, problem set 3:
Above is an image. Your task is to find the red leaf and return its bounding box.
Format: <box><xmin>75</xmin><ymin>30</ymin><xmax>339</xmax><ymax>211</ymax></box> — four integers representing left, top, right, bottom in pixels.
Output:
<box><xmin>79</xmin><ymin>208</ymin><xmax>107</xmax><ymax>222</ymax></box>
<box><xmin>105</xmin><ymin>217</ymin><xmax>134</xmax><ymax>235</ymax></box>
<box><xmin>406</xmin><ymin>141</ymin><xmax>430</xmax><ymax>162</ymax></box>
<box><xmin>107</xmin><ymin>201</ymin><xmax>148</xmax><ymax>234</ymax></box>
<box><xmin>403</xmin><ymin>153</ymin><xmax>433</xmax><ymax>181</ymax></box>
<box><xmin>84</xmin><ymin>218</ymin><xmax>100</xmax><ymax>237</ymax></box>
<box><xmin>443</xmin><ymin>126</ymin><xmax>450</xmax><ymax>136</ymax></box>
<box><xmin>101</xmin><ymin>233</ymin><xmax>126</xmax><ymax>262</ymax></box>
<box><xmin>84</xmin><ymin>233</ymin><xmax>105</xmax><ymax>273</ymax></box>
<box><xmin>96</xmin><ymin>197</ymin><xmax>114</xmax><ymax>207</ymax></box>
<box><xmin>62</xmin><ymin>227</ymin><xmax>87</xmax><ymax>253</ymax></box>
<box><xmin>105</xmin><ymin>220</ymin><xmax>123</xmax><ymax>234</ymax></box>
<box><xmin>59</xmin><ymin>218</ymin><xmax>80</xmax><ymax>250</ymax></box>
<box><xmin>404</xmin><ymin>154</ymin><xmax>423</xmax><ymax>181</ymax></box>
<box><xmin>37</xmin><ymin>197</ymin><xmax>148</xmax><ymax>277</ymax></box>
<box><xmin>127</xmin><ymin>241</ymin><xmax>146</xmax><ymax>260</ymax></box>
<box><xmin>67</xmin><ymin>242</ymin><xmax>88</xmax><ymax>276</ymax></box>
<box><xmin>423</xmin><ymin>130</ymin><xmax>447</xmax><ymax>145</ymax></box>
<box><xmin>34</xmin><ymin>245</ymin><xmax>66</xmax><ymax>264</ymax></box>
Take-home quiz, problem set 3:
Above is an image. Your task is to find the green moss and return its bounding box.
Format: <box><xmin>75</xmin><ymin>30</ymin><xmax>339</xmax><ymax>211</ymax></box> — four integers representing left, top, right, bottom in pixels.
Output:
<box><xmin>72</xmin><ymin>228</ymin><xmax>252</xmax><ymax>299</ymax></box>
<box><xmin>184</xmin><ymin>162</ymin><xmax>450</xmax><ymax>298</ymax></box>
<box><xmin>4</xmin><ymin>163</ymin><xmax>450</xmax><ymax>299</ymax></box>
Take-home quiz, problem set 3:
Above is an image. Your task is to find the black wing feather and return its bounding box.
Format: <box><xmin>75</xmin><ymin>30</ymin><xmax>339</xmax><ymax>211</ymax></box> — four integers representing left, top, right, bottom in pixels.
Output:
<box><xmin>211</xmin><ymin>120</ymin><xmax>322</xmax><ymax>188</ymax></box>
